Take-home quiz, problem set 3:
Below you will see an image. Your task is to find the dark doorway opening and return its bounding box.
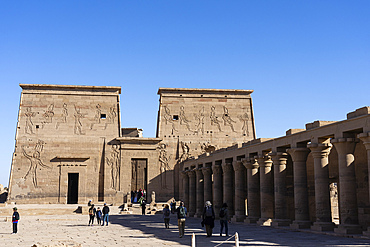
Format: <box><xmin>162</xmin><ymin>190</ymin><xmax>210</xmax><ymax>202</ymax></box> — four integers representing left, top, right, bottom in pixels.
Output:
<box><xmin>131</xmin><ymin>159</ymin><xmax>148</xmax><ymax>199</ymax></box>
<box><xmin>67</xmin><ymin>173</ymin><xmax>79</xmax><ymax>204</ymax></box>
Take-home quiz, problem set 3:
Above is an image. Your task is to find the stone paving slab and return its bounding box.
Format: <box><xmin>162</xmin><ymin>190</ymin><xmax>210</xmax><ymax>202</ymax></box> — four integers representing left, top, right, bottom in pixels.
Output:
<box><xmin>1</xmin><ymin>209</ymin><xmax>370</xmax><ymax>246</ymax></box>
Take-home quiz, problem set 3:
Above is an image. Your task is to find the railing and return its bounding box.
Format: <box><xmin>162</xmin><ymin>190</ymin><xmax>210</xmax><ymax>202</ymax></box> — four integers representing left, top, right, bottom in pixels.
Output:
<box><xmin>191</xmin><ymin>232</ymin><xmax>240</xmax><ymax>247</ymax></box>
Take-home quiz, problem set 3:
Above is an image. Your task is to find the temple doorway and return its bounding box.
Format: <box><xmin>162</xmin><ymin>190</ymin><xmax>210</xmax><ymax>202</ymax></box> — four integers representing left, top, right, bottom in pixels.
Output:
<box><xmin>67</xmin><ymin>173</ymin><xmax>79</xmax><ymax>204</ymax></box>
<box><xmin>131</xmin><ymin>159</ymin><xmax>147</xmax><ymax>199</ymax></box>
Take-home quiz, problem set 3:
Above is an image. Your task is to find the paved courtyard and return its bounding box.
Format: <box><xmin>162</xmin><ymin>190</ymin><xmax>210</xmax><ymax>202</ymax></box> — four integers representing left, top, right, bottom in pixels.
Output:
<box><xmin>1</xmin><ymin>210</ymin><xmax>370</xmax><ymax>247</ymax></box>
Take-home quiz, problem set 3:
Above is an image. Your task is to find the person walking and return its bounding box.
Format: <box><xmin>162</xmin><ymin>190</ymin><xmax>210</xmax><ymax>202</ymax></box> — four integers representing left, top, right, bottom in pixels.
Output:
<box><xmin>163</xmin><ymin>204</ymin><xmax>171</xmax><ymax>228</ymax></box>
<box><xmin>170</xmin><ymin>199</ymin><xmax>176</xmax><ymax>214</ymax></box>
<box><xmin>102</xmin><ymin>203</ymin><xmax>110</xmax><ymax>226</ymax></box>
<box><xmin>141</xmin><ymin>198</ymin><xmax>146</xmax><ymax>215</ymax></box>
<box><xmin>96</xmin><ymin>207</ymin><xmax>102</xmax><ymax>225</ymax></box>
<box><xmin>88</xmin><ymin>204</ymin><xmax>96</xmax><ymax>226</ymax></box>
<box><xmin>219</xmin><ymin>203</ymin><xmax>229</xmax><ymax>236</ymax></box>
<box><xmin>12</xmin><ymin>207</ymin><xmax>20</xmax><ymax>234</ymax></box>
<box><xmin>176</xmin><ymin>201</ymin><xmax>187</xmax><ymax>238</ymax></box>
<box><xmin>202</xmin><ymin>201</ymin><xmax>215</xmax><ymax>237</ymax></box>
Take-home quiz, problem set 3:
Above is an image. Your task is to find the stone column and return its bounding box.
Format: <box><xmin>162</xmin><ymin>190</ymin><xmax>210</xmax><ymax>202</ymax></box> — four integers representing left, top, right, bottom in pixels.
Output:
<box><xmin>358</xmin><ymin>132</ymin><xmax>370</xmax><ymax>236</ymax></box>
<box><xmin>243</xmin><ymin>157</ymin><xmax>260</xmax><ymax>223</ymax></box>
<box><xmin>287</xmin><ymin>148</ymin><xmax>311</xmax><ymax>229</ymax></box>
<box><xmin>181</xmin><ymin>171</ymin><xmax>189</xmax><ymax>210</ymax></box>
<box><xmin>222</xmin><ymin>162</ymin><xmax>234</xmax><ymax>217</ymax></box>
<box><xmin>270</xmin><ymin>152</ymin><xmax>291</xmax><ymax>226</ymax></box>
<box><xmin>257</xmin><ymin>155</ymin><xmax>274</xmax><ymax>226</ymax></box>
<box><xmin>331</xmin><ymin>138</ymin><xmax>362</xmax><ymax>234</ymax></box>
<box><xmin>195</xmin><ymin>168</ymin><xmax>204</xmax><ymax>218</ymax></box>
<box><xmin>187</xmin><ymin>170</ymin><xmax>196</xmax><ymax>217</ymax></box>
<box><xmin>308</xmin><ymin>143</ymin><xmax>335</xmax><ymax>231</ymax></box>
<box><xmin>202</xmin><ymin>167</ymin><xmax>213</xmax><ymax>205</ymax></box>
<box><xmin>212</xmin><ymin>163</ymin><xmax>223</xmax><ymax>218</ymax></box>
<box><xmin>231</xmin><ymin>160</ymin><xmax>246</xmax><ymax>222</ymax></box>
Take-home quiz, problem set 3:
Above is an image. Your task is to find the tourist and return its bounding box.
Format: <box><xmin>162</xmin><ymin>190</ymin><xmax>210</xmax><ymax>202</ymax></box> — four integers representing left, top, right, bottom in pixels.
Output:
<box><xmin>12</xmin><ymin>207</ymin><xmax>20</xmax><ymax>234</ymax></box>
<box><xmin>163</xmin><ymin>204</ymin><xmax>170</xmax><ymax>228</ymax></box>
<box><xmin>96</xmin><ymin>207</ymin><xmax>102</xmax><ymax>225</ymax></box>
<box><xmin>88</xmin><ymin>204</ymin><xmax>96</xmax><ymax>226</ymax></box>
<box><xmin>176</xmin><ymin>201</ymin><xmax>187</xmax><ymax>238</ymax></box>
<box><xmin>88</xmin><ymin>200</ymin><xmax>92</xmax><ymax>206</ymax></box>
<box><xmin>102</xmin><ymin>203</ymin><xmax>110</xmax><ymax>226</ymax></box>
<box><xmin>170</xmin><ymin>199</ymin><xmax>176</xmax><ymax>214</ymax></box>
<box><xmin>219</xmin><ymin>203</ymin><xmax>229</xmax><ymax>236</ymax></box>
<box><xmin>141</xmin><ymin>198</ymin><xmax>146</xmax><ymax>215</ymax></box>
<box><xmin>202</xmin><ymin>201</ymin><xmax>215</xmax><ymax>237</ymax></box>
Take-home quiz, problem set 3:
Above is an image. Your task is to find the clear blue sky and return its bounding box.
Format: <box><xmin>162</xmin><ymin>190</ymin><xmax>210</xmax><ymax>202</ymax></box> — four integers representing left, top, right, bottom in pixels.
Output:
<box><xmin>0</xmin><ymin>1</ymin><xmax>369</xmax><ymax>187</ymax></box>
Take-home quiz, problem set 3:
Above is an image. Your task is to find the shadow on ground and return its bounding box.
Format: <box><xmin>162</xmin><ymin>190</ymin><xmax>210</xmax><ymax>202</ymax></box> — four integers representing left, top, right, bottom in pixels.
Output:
<box><xmin>109</xmin><ymin>214</ymin><xmax>370</xmax><ymax>247</ymax></box>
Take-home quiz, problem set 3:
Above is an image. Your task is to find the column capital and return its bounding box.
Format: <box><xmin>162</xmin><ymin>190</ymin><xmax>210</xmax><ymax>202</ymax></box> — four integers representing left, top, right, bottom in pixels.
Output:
<box><xmin>358</xmin><ymin>132</ymin><xmax>370</xmax><ymax>149</ymax></box>
<box><xmin>212</xmin><ymin>164</ymin><xmax>222</xmax><ymax>175</ymax></box>
<box><xmin>195</xmin><ymin>168</ymin><xmax>204</xmax><ymax>176</ymax></box>
<box><xmin>308</xmin><ymin>142</ymin><xmax>332</xmax><ymax>158</ymax></box>
<box><xmin>187</xmin><ymin>169</ymin><xmax>196</xmax><ymax>178</ymax></box>
<box><xmin>331</xmin><ymin>138</ymin><xmax>359</xmax><ymax>155</ymax></box>
<box><xmin>242</xmin><ymin>157</ymin><xmax>259</xmax><ymax>169</ymax></box>
<box><xmin>270</xmin><ymin>152</ymin><xmax>288</xmax><ymax>164</ymax></box>
<box><xmin>287</xmin><ymin>148</ymin><xmax>310</xmax><ymax>162</ymax></box>
<box><xmin>256</xmin><ymin>155</ymin><xmax>273</xmax><ymax>168</ymax></box>
<box><xmin>232</xmin><ymin>160</ymin><xmax>245</xmax><ymax>172</ymax></box>
<box><xmin>202</xmin><ymin>166</ymin><xmax>212</xmax><ymax>176</ymax></box>
<box><xmin>181</xmin><ymin>171</ymin><xmax>189</xmax><ymax>179</ymax></box>
<box><xmin>222</xmin><ymin>162</ymin><xmax>234</xmax><ymax>173</ymax></box>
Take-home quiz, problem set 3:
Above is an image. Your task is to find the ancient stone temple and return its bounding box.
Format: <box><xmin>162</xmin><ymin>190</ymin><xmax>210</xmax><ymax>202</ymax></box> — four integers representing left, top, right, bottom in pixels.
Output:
<box><xmin>8</xmin><ymin>84</ymin><xmax>255</xmax><ymax>204</ymax></box>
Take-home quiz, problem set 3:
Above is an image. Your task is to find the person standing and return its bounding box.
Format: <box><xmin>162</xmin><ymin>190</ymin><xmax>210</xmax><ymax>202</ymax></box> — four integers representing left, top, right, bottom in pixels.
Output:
<box><xmin>219</xmin><ymin>203</ymin><xmax>229</xmax><ymax>236</ymax></box>
<box><xmin>163</xmin><ymin>204</ymin><xmax>171</xmax><ymax>228</ymax></box>
<box><xmin>88</xmin><ymin>204</ymin><xmax>96</xmax><ymax>226</ymax></box>
<box><xmin>12</xmin><ymin>207</ymin><xmax>20</xmax><ymax>234</ymax></box>
<box><xmin>176</xmin><ymin>201</ymin><xmax>187</xmax><ymax>238</ymax></box>
<box><xmin>96</xmin><ymin>207</ymin><xmax>102</xmax><ymax>225</ymax></box>
<box><xmin>170</xmin><ymin>199</ymin><xmax>176</xmax><ymax>214</ymax></box>
<box><xmin>202</xmin><ymin>201</ymin><xmax>215</xmax><ymax>237</ymax></box>
<box><xmin>102</xmin><ymin>203</ymin><xmax>110</xmax><ymax>226</ymax></box>
<box><xmin>141</xmin><ymin>199</ymin><xmax>146</xmax><ymax>215</ymax></box>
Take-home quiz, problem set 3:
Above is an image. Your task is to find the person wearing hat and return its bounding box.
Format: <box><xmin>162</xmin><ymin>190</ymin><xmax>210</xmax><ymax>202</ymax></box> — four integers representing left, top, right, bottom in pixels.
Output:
<box><xmin>12</xmin><ymin>207</ymin><xmax>20</xmax><ymax>234</ymax></box>
<box><xmin>202</xmin><ymin>201</ymin><xmax>215</xmax><ymax>237</ymax></box>
<box><xmin>102</xmin><ymin>203</ymin><xmax>110</xmax><ymax>226</ymax></box>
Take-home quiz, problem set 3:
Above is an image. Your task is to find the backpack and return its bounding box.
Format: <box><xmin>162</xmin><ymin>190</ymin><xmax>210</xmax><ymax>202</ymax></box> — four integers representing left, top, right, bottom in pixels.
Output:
<box><xmin>178</xmin><ymin>206</ymin><xmax>186</xmax><ymax>218</ymax></box>
<box><xmin>219</xmin><ymin>208</ymin><xmax>225</xmax><ymax>218</ymax></box>
<box><xmin>89</xmin><ymin>208</ymin><xmax>94</xmax><ymax>215</ymax></box>
<box><xmin>164</xmin><ymin>209</ymin><xmax>170</xmax><ymax>217</ymax></box>
<box><xmin>205</xmin><ymin>206</ymin><xmax>213</xmax><ymax>217</ymax></box>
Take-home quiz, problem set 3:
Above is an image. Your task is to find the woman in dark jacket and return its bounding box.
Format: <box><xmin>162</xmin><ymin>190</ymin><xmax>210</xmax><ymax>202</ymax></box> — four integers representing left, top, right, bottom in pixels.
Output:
<box><xmin>202</xmin><ymin>201</ymin><xmax>215</xmax><ymax>237</ymax></box>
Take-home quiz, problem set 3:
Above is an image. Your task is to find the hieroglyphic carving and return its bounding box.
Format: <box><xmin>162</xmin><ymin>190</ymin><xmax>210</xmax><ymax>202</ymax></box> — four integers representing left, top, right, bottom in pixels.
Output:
<box><xmin>210</xmin><ymin>106</ymin><xmax>222</xmax><ymax>132</ymax></box>
<box><xmin>41</xmin><ymin>104</ymin><xmax>55</xmax><ymax>128</ymax></box>
<box><xmin>194</xmin><ymin>106</ymin><xmax>205</xmax><ymax>135</ymax></box>
<box><xmin>106</xmin><ymin>144</ymin><xmax>120</xmax><ymax>190</ymax></box>
<box><xmin>179</xmin><ymin>106</ymin><xmax>192</xmax><ymax>131</ymax></box>
<box><xmin>56</xmin><ymin>103</ymin><xmax>68</xmax><ymax>129</ymax></box>
<box><xmin>90</xmin><ymin>104</ymin><xmax>101</xmax><ymax>129</ymax></box>
<box><xmin>201</xmin><ymin>142</ymin><xmax>216</xmax><ymax>154</ymax></box>
<box><xmin>163</xmin><ymin>106</ymin><xmax>177</xmax><ymax>133</ymax></box>
<box><xmin>238</xmin><ymin>112</ymin><xmax>250</xmax><ymax>135</ymax></box>
<box><xmin>104</xmin><ymin>105</ymin><xmax>117</xmax><ymax>129</ymax></box>
<box><xmin>158</xmin><ymin>143</ymin><xmax>171</xmax><ymax>189</ymax></box>
<box><xmin>222</xmin><ymin>106</ymin><xmax>236</xmax><ymax>132</ymax></box>
<box><xmin>25</xmin><ymin>107</ymin><xmax>36</xmax><ymax>134</ymax></box>
<box><xmin>22</xmin><ymin>139</ymin><xmax>50</xmax><ymax>187</ymax></box>
<box><xmin>73</xmin><ymin>105</ymin><xmax>86</xmax><ymax>135</ymax></box>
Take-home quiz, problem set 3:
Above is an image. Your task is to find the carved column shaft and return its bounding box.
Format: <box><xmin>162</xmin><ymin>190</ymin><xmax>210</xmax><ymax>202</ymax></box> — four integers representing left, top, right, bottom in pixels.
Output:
<box><xmin>331</xmin><ymin>138</ymin><xmax>359</xmax><ymax>225</ymax></box>
<box><xmin>222</xmin><ymin>162</ymin><xmax>234</xmax><ymax>216</ymax></box>
<box><xmin>243</xmin><ymin>158</ymin><xmax>260</xmax><ymax>222</ymax></box>
<box><xmin>181</xmin><ymin>171</ymin><xmax>189</xmax><ymax>210</ymax></box>
<box><xmin>202</xmin><ymin>167</ymin><xmax>213</xmax><ymax>204</ymax></box>
<box><xmin>195</xmin><ymin>168</ymin><xmax>204</xmax><ymax>217</ymax></box>
<box><xmin>232</xmin><ymin>160</ymin><xmax>246</xmax><ymax>221</ymax></box>
<box><xmin>287</xmin><ymin>148</ymin><xmax>310</xmax><ymax>223</ymax></box>
<box><xmin>187</xmin><ymin>170</ymin><xmax>196</xmax><ymax>217</ymax></box>
<box><xmin>212</xmin><ymin>164</ymin><xmax>223</xmax><ymax>216</ymax></box>
<box><xmin>358</xmin><ymin>133</ymin><xmax>370</xmax><ymax>202</ymax></box>
<box><xmin>257</xmin><ymin>155</ymin><xmax>274</xmax><ymax>224</ymax></box>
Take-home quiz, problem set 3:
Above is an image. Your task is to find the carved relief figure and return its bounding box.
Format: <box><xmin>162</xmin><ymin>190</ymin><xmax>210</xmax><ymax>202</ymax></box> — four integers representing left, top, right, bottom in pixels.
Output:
<box><xmin>194</xmin><ymin>107</ymin><xmax>205</xmax><ymax>135</ymax></box>
<box><xmin>158</xmin><ymin>143</ymin><xmax>171</xmax><ymax>189</ymax></box>
<box><xmin>210</xmin><ymin>106</ymin><xmax>222</xmax><ymax>132</ymax></box>
<box><xmin>56</xmin><ymin>103</ymin><xmax>68</xmax><ymax>129</ymax></box>
<box><xmin>41</xmin><ymin>104</ymin><xmax>55</xmax><ymax>128</ymax></box>
<box><xmin>106</xmin><ymin>144</ymin><xmax>120</xmax><ymax>190</ymax></box>
<box><xmin>222</xmin><ymin>106</ymin><xmax>236</xmax><ymax>132</ymax></box>
<box><xmin>25</xmin><ymin>107</ymin><xmax>36</xmax><ymax>134</ymax></box>
<box><xmin>179</xmin><ymin>142</ymin><xmax>190</xmax><ymax>163</ymax></box>
<box><xmin>73</xmin><ymin>105</ymin><xmax>85</xmax><ymax>135</ymax></box>
<box><xmin>90</xmin><ymin>104</ymin><xmax>101</xmax><ymax>129</ymax></box>
<box><xmin>201</xmin><ymin>142</ymin><xmax>216</xmax><ymax>154</ymax></box>
<box><xmin>163</xmin><ymin>106</ymin><xmax>177</xmax><ymax>133</ymax></box>
<box><xmin>104</xmin><ymin>105</ymin><xmax>117</xmax><ymax>129</ymax></box>
<box><xmin>22</xmin><ymin>140</ymin><xmax>50</xmax><ymax>187</ymax></box>
<box><xmin>179</xmin><ymin>106</ymin><xmax>192</xmax><ymax>131</ymax></box>
<box><xmin>238</xmin><ymin>112</ymin><xmax>250</xmax><ymax>135</ymax></box>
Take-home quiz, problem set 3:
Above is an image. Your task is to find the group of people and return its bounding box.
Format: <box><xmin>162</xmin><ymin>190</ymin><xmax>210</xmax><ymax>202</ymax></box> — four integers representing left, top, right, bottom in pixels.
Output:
<box><xmin>131</xmin><ymin>189</ymin><xmax>146</xmax><ymax>203</ymax></box>
<box><xmin>87</xmin><ymin>201</ymin><xmax>110</xmax><ymax>226</ymax></box>
<box><xmin>162</xmin><ymin>200</ymin><xmax>229</xmax><ymax>238</ymax></box>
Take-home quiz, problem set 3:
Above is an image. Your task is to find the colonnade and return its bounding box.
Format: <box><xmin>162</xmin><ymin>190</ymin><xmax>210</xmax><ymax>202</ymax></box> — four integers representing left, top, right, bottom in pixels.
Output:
<box><xmin>181</xmin><ymin>132</ymin><xmax>370</xmax><ymax>235</ymax></box>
